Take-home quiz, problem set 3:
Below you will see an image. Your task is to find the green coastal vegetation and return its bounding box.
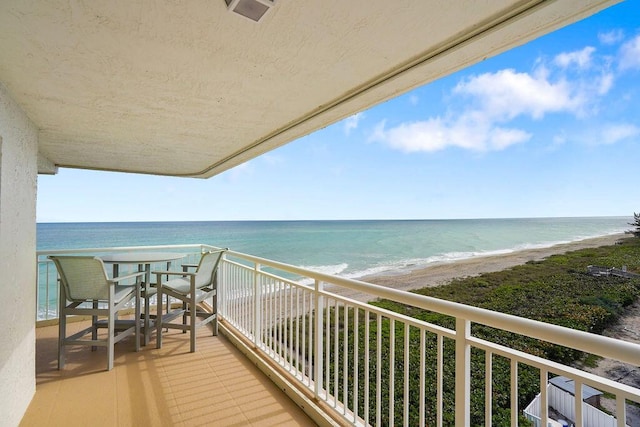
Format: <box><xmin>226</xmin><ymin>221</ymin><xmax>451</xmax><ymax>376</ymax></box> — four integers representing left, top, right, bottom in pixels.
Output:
<box><xmin>303</xmin><ymin>234</ymin><xmax>640</xmax><ymax>425</ymax></box>
<box><xmin>364</xmin><ymin>235</ymin><xmax>640</xmax><ymax>425</ymax></box>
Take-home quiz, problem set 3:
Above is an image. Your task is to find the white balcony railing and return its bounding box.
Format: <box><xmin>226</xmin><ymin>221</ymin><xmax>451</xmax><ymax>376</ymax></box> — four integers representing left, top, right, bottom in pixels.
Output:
<box><xmin>36</xmin><ymin>244</ymin><xmax>640</xmax><ymax>426</ymax></box>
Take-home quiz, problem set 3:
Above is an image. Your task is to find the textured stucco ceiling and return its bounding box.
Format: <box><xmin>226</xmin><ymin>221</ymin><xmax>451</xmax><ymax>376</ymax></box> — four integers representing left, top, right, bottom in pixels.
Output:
<box><xmin>0</xmin><ymin>0</ymin><xmax>619</xmax><ymax>178</ymax></box>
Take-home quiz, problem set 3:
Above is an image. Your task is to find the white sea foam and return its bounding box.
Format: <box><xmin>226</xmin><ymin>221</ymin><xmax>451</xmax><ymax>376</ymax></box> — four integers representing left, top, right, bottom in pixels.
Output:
<box><xmin>299</xmin><ymin>263</ymin><xmax>349</xmax><ymax>276</ymax></box>
<box><xmin>296</xmin><ymin>263</ymin><xmax>349</xmax><ymax>285</ymax></box>
<box><xmin>343</xmin><ymin>232</ymin><xmax>627</xmax><ymax>281</ymax></box>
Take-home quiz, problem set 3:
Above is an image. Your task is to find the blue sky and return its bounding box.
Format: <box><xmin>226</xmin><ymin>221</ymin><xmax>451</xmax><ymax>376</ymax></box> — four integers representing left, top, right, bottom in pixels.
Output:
<box><xmin>37</xmin><ymin>2</ymin><xmax>640</xmax><ymax>222</ymax></box>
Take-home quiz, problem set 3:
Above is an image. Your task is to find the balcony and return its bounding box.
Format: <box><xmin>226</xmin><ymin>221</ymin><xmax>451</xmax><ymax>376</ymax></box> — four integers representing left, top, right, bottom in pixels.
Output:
<box><xmin>32</xmin><ymin>244</ymin><xmax>640</xmax><ymax>426</ymax></box>
<box><xmin>25</xmin><ymin>319</ymin><xmax>313</xmax><ymax>426</ymax></box>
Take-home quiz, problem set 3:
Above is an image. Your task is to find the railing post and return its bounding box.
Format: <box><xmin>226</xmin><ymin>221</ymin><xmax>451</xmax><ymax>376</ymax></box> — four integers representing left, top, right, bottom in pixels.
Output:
<box><xmin>455</xmin><ymin>318</ymin><xmax>471</xmax><ymax>427</ymax></box>
<box><xmin>574</xmin><ymin>379</ymin><xmax>583</xmax><ymax>427</ymax></box>
<box><xmin>314</xmin><ymin>279</ymin><xmax>324</xmax><ymax>397</ymax></box>
<box><xmin>540</xmin><ymin>369</ymin><xmax>548</xmax><ymax>427</ymax></box>
<box><xmin>253</xmin><ymin>262</ymin><xmax>262</xmax><ymax>347</ymax></box>
<box><xmin>218</xmin><ymin>255</ymin><xmax>226</xmax><ymax>319</ymax></box>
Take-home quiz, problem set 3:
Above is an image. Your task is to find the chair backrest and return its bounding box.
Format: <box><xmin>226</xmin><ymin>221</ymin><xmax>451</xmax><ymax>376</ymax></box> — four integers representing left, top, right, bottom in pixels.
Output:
<box><xmin>50</xmin><ymin>256</ymin><xmax>111</xmax><ymax>301</ymax></box>
<box><xmin>195</xmin><ymin>250</ymin><xmax>226</xmax><ymax>288</ymax></box>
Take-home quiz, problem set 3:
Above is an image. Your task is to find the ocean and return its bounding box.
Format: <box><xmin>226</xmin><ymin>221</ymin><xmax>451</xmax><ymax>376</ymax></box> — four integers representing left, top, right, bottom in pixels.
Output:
<box><xmin>37</xmin><ymin>216</ymin><xmax>630</xmax><ymax>280</ymax></box>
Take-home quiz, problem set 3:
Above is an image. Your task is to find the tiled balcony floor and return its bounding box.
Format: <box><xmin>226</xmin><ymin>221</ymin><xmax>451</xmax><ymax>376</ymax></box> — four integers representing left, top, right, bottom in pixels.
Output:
<box><xmin>22</xmin><ymin>320</ymin><xmax>315</xmax><ymax>426</ymax></box>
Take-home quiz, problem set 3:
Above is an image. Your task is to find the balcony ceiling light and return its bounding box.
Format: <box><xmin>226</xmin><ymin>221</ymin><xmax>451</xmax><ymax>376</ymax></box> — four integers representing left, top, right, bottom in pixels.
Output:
<box><xmin>225</xmin><ymin>0</ymin><xmax>274</xmax><ymax>23</ymax></box>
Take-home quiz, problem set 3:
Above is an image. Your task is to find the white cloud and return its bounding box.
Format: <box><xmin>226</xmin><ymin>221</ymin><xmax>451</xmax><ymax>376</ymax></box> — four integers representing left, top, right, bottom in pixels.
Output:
<box><xmin>597</xmin><ymin>72</ymin><xmax>614</xmax><ymax>95</ymax></box>
<box><xmin>409</xmin><ymin>95</ymin><xmax>419</xmax><ymax>106</ymax></box>
<box><xmin>619</xmin><ymin>34</ymin><xmax>640</xmax><ymax>70</ymax></box>
<box><xmin>600</xmin><ymin>123</ymin><xmax>640</xmax><ymax>145</ymax></box>
<box><xmin>574</xmin><ymin>123</ymin><xmax>640</xmax><ymax>146</ymax></box>
<box><xmin>369</xmin><ymin>115</ymin><xmax>530</xmax><ymax>153</ymax></box>
<box><xmin>453</xmin><ymin>69</ymin><xmax>584</xmax><ymax>120</ymax></box>
<box><xmin>262</xmin><ymin>153</ymin><xmax>284</xmax><ymax>166</ymax></box>
<box><xmin>552</xmin><ymin>132</ymin><xmax>567</xmax><ymax>146</ymax></box>
<box><xmin>370</xmin><ymin>120</ymin><xmax>388</xmax><ymax>143</ymax></box>
<box><xmin>554</xmin><ymin>46</ymin><xmax>596</xmax><ymax>69</ymax></box>
<box><xmin>598</xmin><ymin>29</ymin><xmax>624</xmax><ymax>45</ymax></box>
<box><xmin>223</xmin><ymin>161</ymin><xmax>254</xmax><ymax>182</ymax></box>
<box><xmin>490</xmin><ymin>128</ymin><xmax>531</xmax><ymax>150</ymax></box>
<box><xmin>344</xmin><ymin>112</ymin><xmax>364</xmax><ymax>135</ymax></box>
<box><xmin>371</xmin><ymin>44</ymin><xmax>618</xmax><ymax>154</ymax></box>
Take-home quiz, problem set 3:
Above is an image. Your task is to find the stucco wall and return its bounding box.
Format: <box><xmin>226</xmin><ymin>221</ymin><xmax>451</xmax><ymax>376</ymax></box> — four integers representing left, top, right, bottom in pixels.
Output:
<box><xmin>0</xmin><ymin>83</ymin><xmax>38</xmax><ymax>426</ymax></box>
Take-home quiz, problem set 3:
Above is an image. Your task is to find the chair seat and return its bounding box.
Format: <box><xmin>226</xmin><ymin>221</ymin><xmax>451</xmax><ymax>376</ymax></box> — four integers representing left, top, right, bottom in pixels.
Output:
<box><xmin>163</xmin><ymin>277</ymin><xmax>213</xmax><ymax>299</ymax></box>
<box><xmin>141</xmin><ymin>283</ymin><xmax>158</xmax><ymax>297</ymax></box>
<box><xmin>71</xmin><ymin>284</ymin><xmax>135</xmax><ymax>304</ymax></box>
<box><xmin>113</xmin><ymin>285</ymin><xmax>137</xmax><ymax>303</ymax></box>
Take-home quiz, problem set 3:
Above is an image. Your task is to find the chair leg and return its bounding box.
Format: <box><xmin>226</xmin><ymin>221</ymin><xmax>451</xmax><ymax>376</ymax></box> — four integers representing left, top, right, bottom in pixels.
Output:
<box><xmin>190</xmin><ymin>296</ymin><xmax>197</xmax><ymax>353</ymax></box>
<box><xmin>107</xmin><ymin>306</ymin><xmax>115</xmax><ymax>371</ymax></box>
<box><xmin>91</xmin><ymin>300</ymin><xmax>98</xmax><ymax>351</ymax></box>
<box><xmin>58</xmin><ymin>308</ymin><xmax>66</xmax><ymax>370</ymax></box>
<box><xmin>182</xmin><ymin>301</ymin><xmax>187</xmax><ymax>333</ymax></box>
<box><xmin>143</xmin><ymin>288</ymin><xmax>159</xmax><ymax>346</ymax></box>
<box><xmin>135</xmin><ymin>294</ymin><xmax>141</xmax><ymax>353</ymax></box>
<box><xmin>156</xmin><ymin>284</ymin><xmax>163</xmax><ymax>349</ymax></box>
<box><xmin>143</xmin><ymin>292</ymin><xmax>149</xmax><ymax>347</ymax></box>
<box><xmin>212</xmin><ymin>292</ymin><xmax>218</xmax><ymax>336</ymax></box>
<box><xmin>165</xmin><ymin>294</ymin><xmax>170</xmax><ymax>332</ymax></box>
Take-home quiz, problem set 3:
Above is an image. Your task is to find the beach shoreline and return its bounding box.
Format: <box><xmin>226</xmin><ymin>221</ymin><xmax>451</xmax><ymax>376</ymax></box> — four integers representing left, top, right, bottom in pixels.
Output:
<box><xmin>363</xmin><ymin>233</ymin><xmax>628</xmax><ymax>291</ymax></box>
<box><xmin>331</xmin><ymin>233</ymin><xmax>629</xmax><ymax>302</ymax></box>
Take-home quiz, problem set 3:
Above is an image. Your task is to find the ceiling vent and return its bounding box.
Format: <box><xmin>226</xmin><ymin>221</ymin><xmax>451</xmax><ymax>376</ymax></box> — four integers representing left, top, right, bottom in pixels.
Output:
<box><xmin>225</xmin><ymin>0</ymin><xmax>274</xmax><ymax>23</ymax></box>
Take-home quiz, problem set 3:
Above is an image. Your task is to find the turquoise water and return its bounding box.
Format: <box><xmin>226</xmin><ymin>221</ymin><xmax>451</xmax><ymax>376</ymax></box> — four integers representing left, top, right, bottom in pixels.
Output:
<box><xmin>37</xmin><ymin>217</ymin><xmax>630</xmax><ymax>279</ymax></box>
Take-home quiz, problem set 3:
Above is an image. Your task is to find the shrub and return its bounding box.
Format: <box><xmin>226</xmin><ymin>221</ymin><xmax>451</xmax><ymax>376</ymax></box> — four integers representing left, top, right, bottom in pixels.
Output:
<box><xmin>629</xmin><ymin>212</ymin><xmax>640</xmax><ymax>238</ymax></box>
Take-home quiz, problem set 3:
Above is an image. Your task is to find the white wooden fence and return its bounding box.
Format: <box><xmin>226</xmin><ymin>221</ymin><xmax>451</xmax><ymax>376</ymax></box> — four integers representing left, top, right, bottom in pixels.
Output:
<box><xmin>524</xmin><ymin>384</ymin><xmax>627</xmax><ymax>427</ymax></box>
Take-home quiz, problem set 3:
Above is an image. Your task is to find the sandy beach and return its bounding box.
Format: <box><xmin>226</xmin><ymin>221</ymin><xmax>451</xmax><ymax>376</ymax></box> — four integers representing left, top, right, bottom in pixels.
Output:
<box><xmin>326</xmin><ymin>233</ymin><xmax>629</xmax><ymax>303</ymax></box>
<box><xmin>362</xmin><ymin>233</ymin><xmax>628</xmax><ymax>293</ymax></box>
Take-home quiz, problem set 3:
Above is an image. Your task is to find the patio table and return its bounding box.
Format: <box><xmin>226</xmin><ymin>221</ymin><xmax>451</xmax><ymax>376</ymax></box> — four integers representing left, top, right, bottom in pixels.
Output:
<box><xmin>101</xmin><ymin>252</ymin><xmax>185</xmax><ymax>345</ymax></box>
<box><xmin>101</xmin><ymin>252</ymin><xmax>184</xmax><ymax>280</ymax></box>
